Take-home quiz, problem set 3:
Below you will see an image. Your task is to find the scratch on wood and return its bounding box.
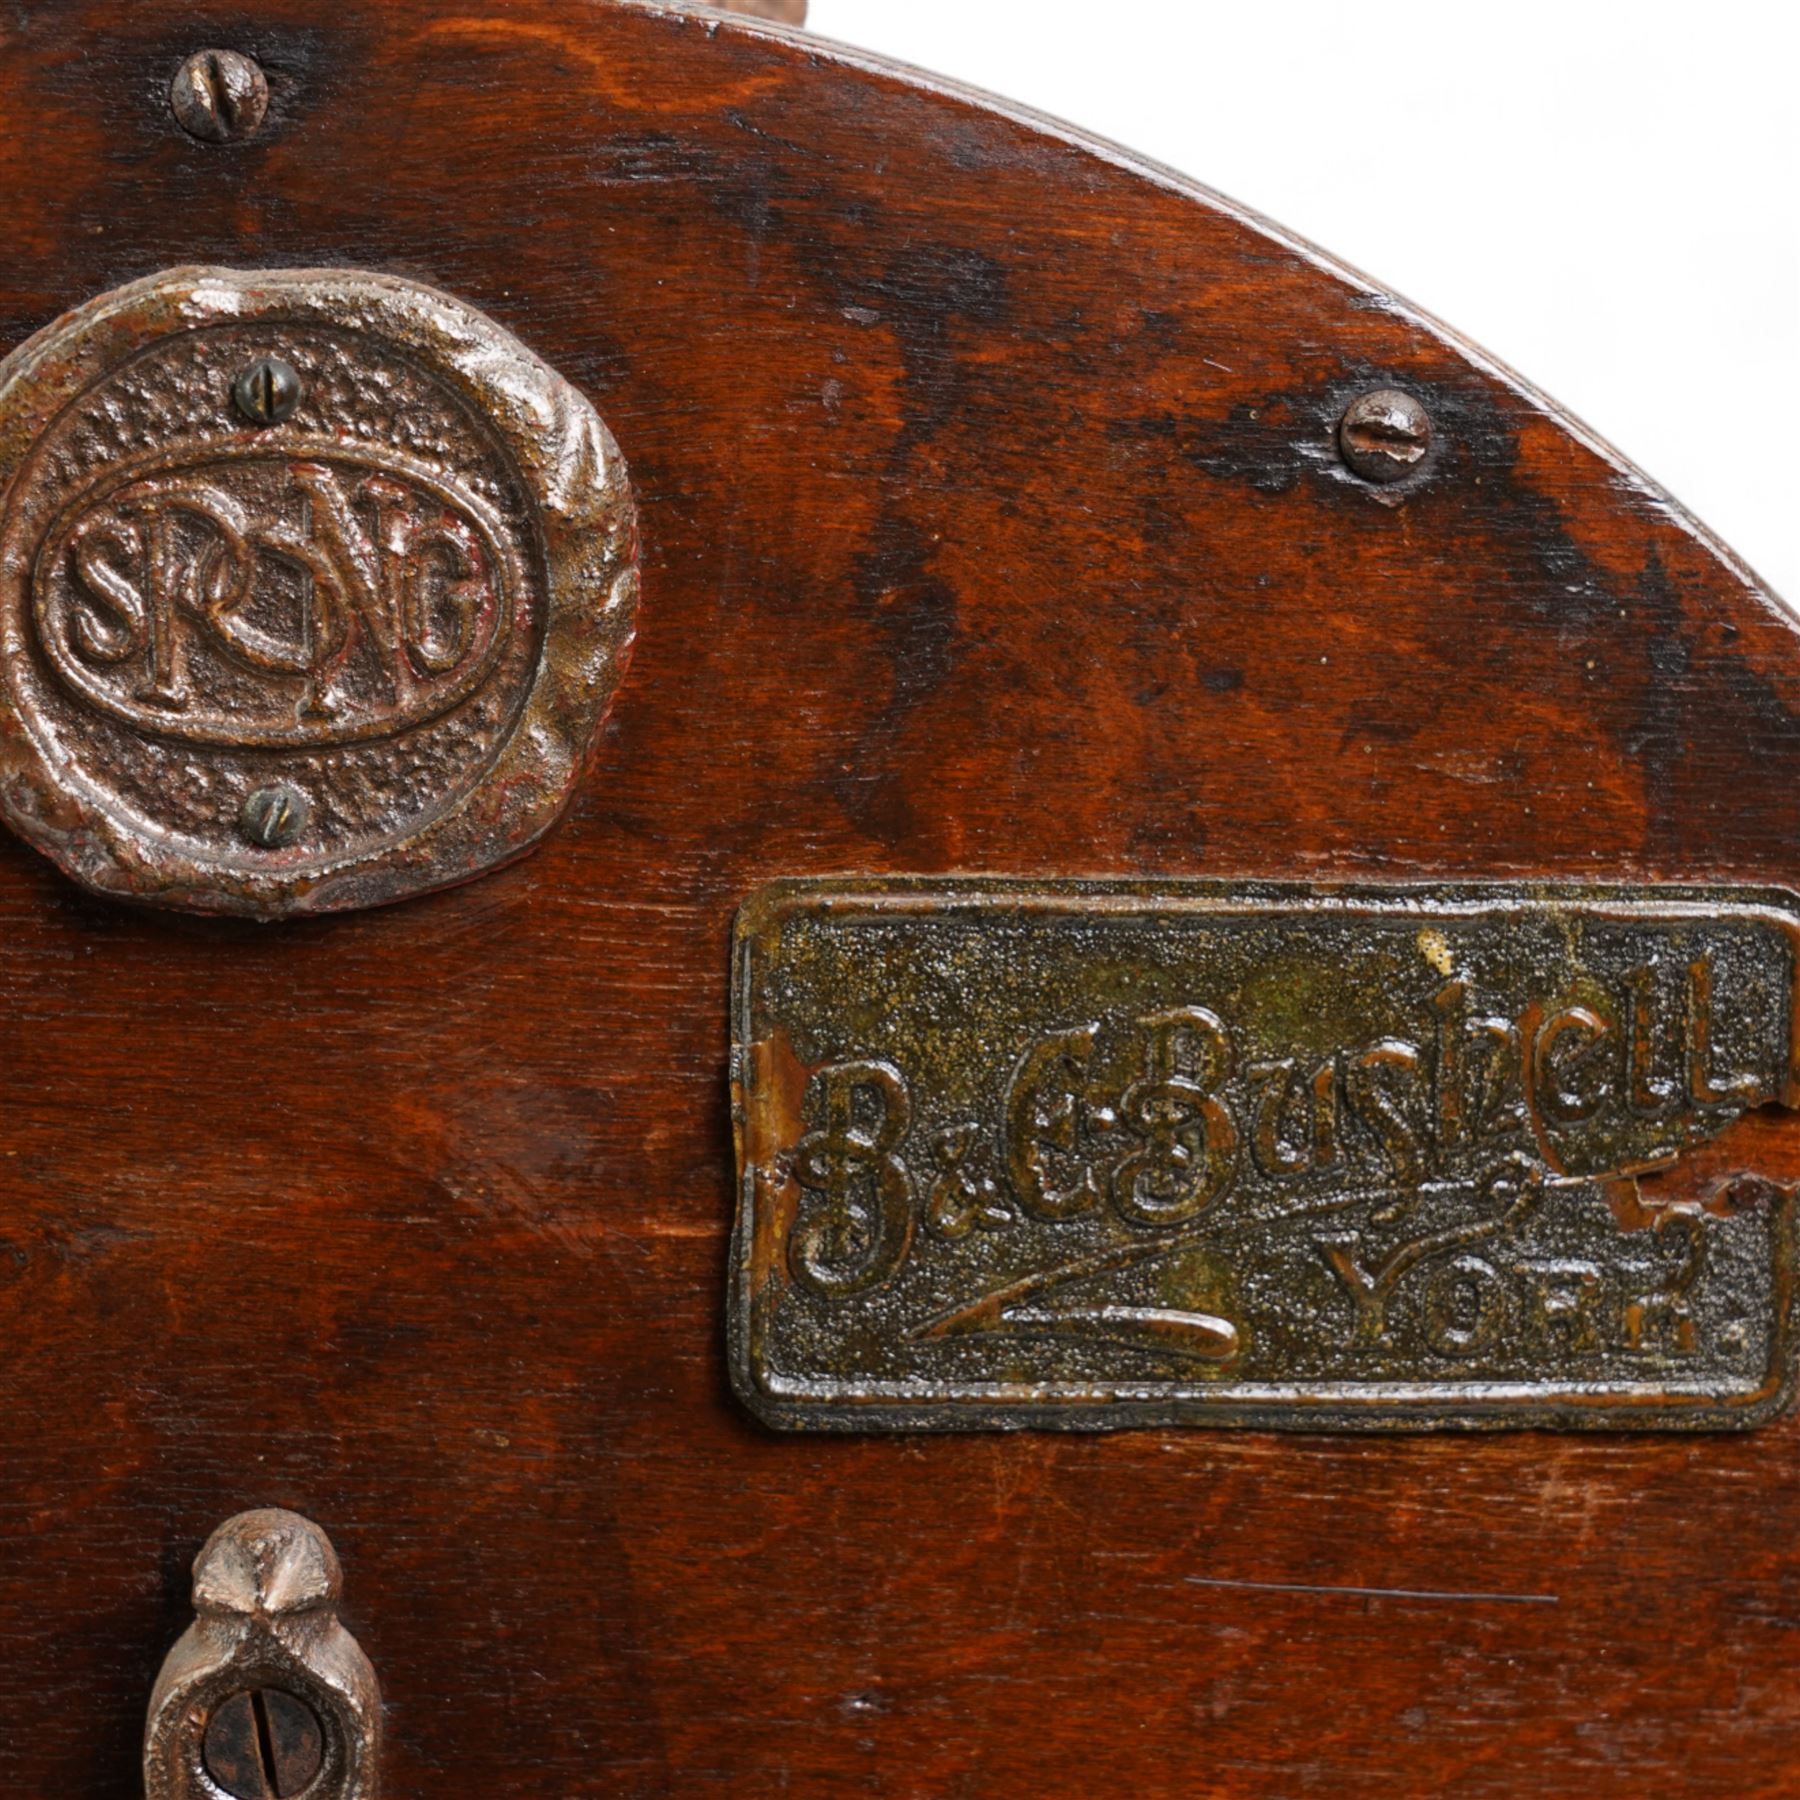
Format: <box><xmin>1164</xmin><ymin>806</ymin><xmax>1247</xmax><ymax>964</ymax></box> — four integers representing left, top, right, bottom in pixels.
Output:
<box><xmin>1184</xmin><ymin>1576</ymin><xmax>1559</xmax><ymax>1606</ymax></box>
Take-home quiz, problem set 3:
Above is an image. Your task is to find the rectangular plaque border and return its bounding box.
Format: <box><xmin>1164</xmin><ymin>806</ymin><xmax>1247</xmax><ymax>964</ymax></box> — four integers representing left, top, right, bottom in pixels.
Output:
<box><xmin>729</xmin><ymin>879</ymin><xmax>1800</xmax><ymax>1433</ymax></box>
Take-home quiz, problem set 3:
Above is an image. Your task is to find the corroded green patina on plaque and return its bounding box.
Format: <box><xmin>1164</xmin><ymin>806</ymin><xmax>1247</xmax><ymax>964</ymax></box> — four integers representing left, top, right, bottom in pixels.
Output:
<box><xmin>729</xmin><ymin>882</ymin><xmax>1800</xmax><ymax>1430</ymax></box>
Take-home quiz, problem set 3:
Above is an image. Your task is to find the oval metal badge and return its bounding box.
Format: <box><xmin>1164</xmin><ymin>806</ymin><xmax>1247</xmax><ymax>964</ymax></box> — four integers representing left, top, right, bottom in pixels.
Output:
<box><xmin>0</xmin><ymin>266</ymin><xmax>639</xmax><ymax>917</ymax></box>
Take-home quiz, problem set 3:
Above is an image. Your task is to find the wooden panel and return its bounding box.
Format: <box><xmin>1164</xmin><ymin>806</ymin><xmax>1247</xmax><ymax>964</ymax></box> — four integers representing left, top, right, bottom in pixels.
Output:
<box><xmin>0</xmin><ymin>2</ymin><xmax>1795</xmax><ymax>1793</ymax></box>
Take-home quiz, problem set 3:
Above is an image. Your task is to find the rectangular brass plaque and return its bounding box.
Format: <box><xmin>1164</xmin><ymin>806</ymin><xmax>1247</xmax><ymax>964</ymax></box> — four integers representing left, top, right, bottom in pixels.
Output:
<box><xmin>730</xmin><ymin>881</ymin><xmax>1800</xmax><ymax>1430</ymax></box>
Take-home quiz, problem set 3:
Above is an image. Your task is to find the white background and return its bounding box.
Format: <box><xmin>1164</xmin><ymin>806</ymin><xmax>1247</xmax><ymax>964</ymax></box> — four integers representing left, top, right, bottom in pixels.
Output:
<box><xmin>808</xmin><ymin>1</ymin><xmax>1797</xmax><ymax>605</ymax></box>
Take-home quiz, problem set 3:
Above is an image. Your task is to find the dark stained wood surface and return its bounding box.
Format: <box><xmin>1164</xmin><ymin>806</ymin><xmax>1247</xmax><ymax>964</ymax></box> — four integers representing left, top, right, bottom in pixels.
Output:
<box><xmin>0</xmin><ymin>2</ymin><xmax>1797</xmax><ymax>1793</ymax></box>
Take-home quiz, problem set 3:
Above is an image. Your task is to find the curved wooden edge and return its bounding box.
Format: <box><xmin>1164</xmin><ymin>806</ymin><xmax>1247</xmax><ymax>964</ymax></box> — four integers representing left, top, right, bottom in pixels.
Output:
<box><xmin>637</xmin><ymin>0</ymin><xmax>1789</xmax><ymax>613</ymax></box>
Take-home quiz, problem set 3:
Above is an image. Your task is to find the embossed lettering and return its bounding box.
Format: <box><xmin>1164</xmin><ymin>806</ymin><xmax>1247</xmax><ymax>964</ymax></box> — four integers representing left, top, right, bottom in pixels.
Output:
<box><xmin>1005</xmin><ymin>1025</ymin><xmax>1105</xmax><ymax>1221</ymax></box>
<box><xmin>786</xmin><ymin>1060</ymin><xmax>916</xmax><ymax>1298</ymax></box>
<box><xmin>1113</xmin><ymin>1007</ymin><xmax>1239</xmax><ymax>1226</ymax></box>
<box><xmin>1534</xmin><ymin>1004</ymin><xmax>1615</xmax><ymax>1125</ymax></box>
<box><xmin>1315</xmin><ymin>1157</ymin><xmax>1543</xmax><ymax>1347</ymax></box>
<box><xmin>1470</xmin><ymin>1016</ymin><xmax>1526</xmax><ymax>1139</ymax></box>
<box><xmin>67</xmin><ymin>515</ymin><xmax>148</xmax><ymax>665</ymax></box>
<box><xmin>926</xmin><ymin>1123</ymin><xmax>1011</xmax><ymax>1241</ymax></box>
<box><xmin>1624</xmin><ymin>1210</ymin><xmax>1708</xmax><ymax>1356</ymax></box>
<box><xmin>738</xmin><ymin>886</ymin><xmax>1800</xmax><ymax>1428</ymax></box>
<box><xmin>1249</xmin><ymin>1059</ymin><xmax>1311</xmax><ymax>1177</ymax></box>
<box><xmin>1687</xmin><ymin>953</ymin><xmax>1762</xmax><ymax>1106</ymax></box>
<box><xmin>36</xmin><ymin>449</ymin><xmax>512</xmax><ymax>747</ymax></box>
<box><xmin>1432</xmin><ymin>980</ymin><xmax>1468</xmax><ymax>1153</ymax></box>
<box><xmin>1422</xmin><ymin>1255</ymin><xmax>1509</xmax><ymax>1356</ymax></box>
<box><xmin>1347</xmin><ymin>1039</ymin><xmax>1426</xmax><ymax>1218</ymax></box>
<box><xmin>1626</xmin><ymin>965</ymin><xmax>1679</xmax><ymax>1115</ymax></box>
<box><xmin>1514</xmin><ymin>1259</ymin><xmax>1605</xmax><ymax>1353</ymax></box>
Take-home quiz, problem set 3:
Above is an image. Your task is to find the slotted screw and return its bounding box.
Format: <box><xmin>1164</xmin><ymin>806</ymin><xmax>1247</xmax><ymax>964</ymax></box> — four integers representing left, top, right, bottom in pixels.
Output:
<box><xmin>240</xmin><ymin>785</ymin><xmax>309</xmax><ymax>849</ymax></box>
<box><xmin>1337</xmin><ymin>388</ymin><xmax>1434</xmax><ymax>484</ymax></box>
<box><xmin>202</xmin><ymin>1688</ymin><xmax>325</xmax><ymax>1800</ymax></box>
<box><xmin>170</xmin><ymin>50</ymin><xmax>269</xmax><ymax>145</ymax></box>
<box><xmin>233</xmin><ymin>358</ymin><xmax>302</xmax><ymax>427</ymax></box>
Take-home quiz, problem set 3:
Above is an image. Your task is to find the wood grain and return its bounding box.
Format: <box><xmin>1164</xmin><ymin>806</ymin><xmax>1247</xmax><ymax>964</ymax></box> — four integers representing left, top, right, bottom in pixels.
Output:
<box><xmin>0</xmin><ymin>2</ymin><xmax>1795</xmax><ymax>1794</ymax></box>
